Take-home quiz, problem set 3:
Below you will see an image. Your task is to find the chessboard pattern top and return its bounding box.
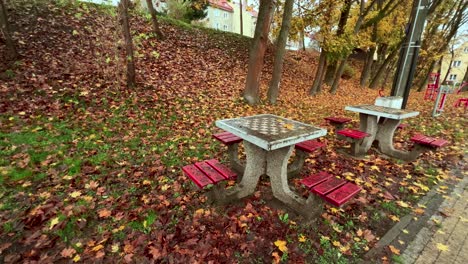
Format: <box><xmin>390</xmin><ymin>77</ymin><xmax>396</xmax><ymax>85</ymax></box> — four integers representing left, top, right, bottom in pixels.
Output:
<box><xmin>216</xmin><ymin>114</ymin><xmax>327</xmax><ymax>151</ymax></box>
<box><xmin>345</xmin><ymin>104</ymin><xmax>419</xmax><ymax>120</ymax></box>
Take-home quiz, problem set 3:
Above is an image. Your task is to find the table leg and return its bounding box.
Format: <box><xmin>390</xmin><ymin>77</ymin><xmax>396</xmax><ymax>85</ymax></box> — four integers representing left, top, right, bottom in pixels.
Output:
<box><xmin>287</xmin><ymin>149</ymin><xmax>307</xmax><ymax>178</ymax></box>
<box><xmin>375</xmin><ymin>118</ymin><xmax>420</xmax><ymax>161</ymax></box>
<box><xmin>221</xmin><ymin>141</ymin><xmax>266</xmax><ymax>202</ymax></box>
<box><xmin>357</xmin><ymin>113</ymin><xmax>378</xmax><ymax>154</ymax></box>
<box><xmin>267</xmin><ymin>145</ymin><xmax>309</xmax><ymax>214</ymax></box>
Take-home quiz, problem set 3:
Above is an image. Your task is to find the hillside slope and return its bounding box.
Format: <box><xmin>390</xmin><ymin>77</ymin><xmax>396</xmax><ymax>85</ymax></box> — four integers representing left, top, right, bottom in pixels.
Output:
<box><xmin>0</xmin><ymin>1</ymin><xmax>466</xmax><ymax>263</ymax></box>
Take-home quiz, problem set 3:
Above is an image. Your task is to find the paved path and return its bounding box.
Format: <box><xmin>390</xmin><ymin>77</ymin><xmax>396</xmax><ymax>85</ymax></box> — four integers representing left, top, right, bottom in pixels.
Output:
<box><xmin>402</xmin><ymin>176</ymin><xmax>468</xmax><ymax>264</ymax></box>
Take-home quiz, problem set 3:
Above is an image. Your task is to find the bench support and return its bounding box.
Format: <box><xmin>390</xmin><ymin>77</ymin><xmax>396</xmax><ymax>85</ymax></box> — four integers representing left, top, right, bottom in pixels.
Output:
<box><xmin>287</xmin><ymin>150</ymin><xmax>308</xmax><ymax>177</ymax></box>
<box><xmin>227</xmin><ymin>143</ymin><xmax>245</xmax><ymax>177</ymax></box>
<box><xmin>219</xmin><ymin>141</ymin><xmax>266</xmax><ymax>203</ymax></box>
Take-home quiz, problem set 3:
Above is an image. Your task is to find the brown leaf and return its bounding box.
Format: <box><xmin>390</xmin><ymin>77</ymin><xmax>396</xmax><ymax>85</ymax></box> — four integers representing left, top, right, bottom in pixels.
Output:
<box><xmin>61</xmin><ymin>247</ymin><xmax>76</xmax><ymax>258</ymax></box>
<box><xmin>389</xmin><ymin>245</ymin><xmax>400</xmax><ymax>255</ymax></box>
<box><xmin>363</xmin><ymin>229</ymin><xmax>376</xmax><ymax>242</ymax></box>
<box><xmin>149</xmin><ymin>246</ymin><xmax>161</xmax><ymax>259</ymax></box>
<box><xmin>98</xmin><ymin>209</ymin><xmax>112</xmax><ymax>218</ymax></box>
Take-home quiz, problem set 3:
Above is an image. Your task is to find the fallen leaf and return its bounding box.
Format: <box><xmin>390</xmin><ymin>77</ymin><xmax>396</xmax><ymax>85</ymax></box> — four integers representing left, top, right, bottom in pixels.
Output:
<box><xmin>50</xmin><ymin>217</ymin><xmax>60</xmax><ymax>230</ymax></box>
<box><xmin>61</xmin><ymin>247</ymin><xmax>76</xmax><ymax>258</ymax></box>
<box><xmin>98</xmin><ymin>209</ymin><xmax>111</xmax><ymax>218</ymax></box>
<box><xmin>92</xmin><ymin>244</ymin><xmax>104</xmax><ymax>252</ymax></box>
<box><xmin>274</xmin><ymin>240</ymin><xmax>288</xmax><ymax>253</ymax></box>
<box><xmin>73</xmin><ymin>255</ymin><xmax>81</xmax><ymax>262</ymax></box>
<box><xmin>298</xmin><ymin>234</ymin><xmax>306</xmax><ymax>242</ymax></box>
<box><xmin>436</xmin><ymin>243</ymin><xmax>449</xmax><ymax>252</ymax></box>
<box><xmin>389</xmin><ymin>245</ymin><xmax>400</xmax><ymax>255</ymax></box>
<box><xmin>70</xmin><ymin>191</ymin><xmax>81</xmax><ymax>198</ymax></box>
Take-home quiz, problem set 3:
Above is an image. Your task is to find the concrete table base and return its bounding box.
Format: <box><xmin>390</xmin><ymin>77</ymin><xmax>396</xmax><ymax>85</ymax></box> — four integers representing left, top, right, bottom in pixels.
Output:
<box><xmin>220</xmin><ymin>142</ymin><xmax>321</xmax><ymax>218</ymax></box>
<box><xmin>226</xmin><ymin>143</ymin><xmax>245</xmax><ymax>178</ymax></box>
<box><xmin>355</xmin><ymin>114</ymin><xmax>428</xmax><ymax>161</ymax></box>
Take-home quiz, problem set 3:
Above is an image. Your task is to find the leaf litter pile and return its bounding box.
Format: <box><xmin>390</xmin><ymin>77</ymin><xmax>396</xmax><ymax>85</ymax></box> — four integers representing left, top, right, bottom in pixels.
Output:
<box><xmin>0</xmin><ymin>1</ymin><xmax>466</xmax><ymax>263</ymax></box>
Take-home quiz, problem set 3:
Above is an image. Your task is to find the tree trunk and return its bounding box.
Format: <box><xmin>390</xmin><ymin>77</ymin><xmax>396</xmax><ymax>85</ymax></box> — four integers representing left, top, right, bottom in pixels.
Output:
<box><xmin>330</xmin><ymin>59</ymin><xmax>347</xmax><ymax>94</ymax></box>
<box><xmin>416</xmin><ymin>60</ymin><xmax>436</xmax><ymax>91</ymax></box>
<box><xmin>267</xmin><ymin>0</ymin><xmax>294</xmax><ymax>104</ymax></box>
<box><xmin>323</xmin><ymin>0</ymin><xmax>353</xmax><ymax>86</ymax></box>
<box><xmin>146</xmin><ymin>0</ymin><xmax>164</xmax><ymax>39</ymax></box>
<box><xmin>309</xmin><ymin>51</ymin><xmax>327</xmax><ymax>95</ymax></box>
<box><xmin>369</xmin><ymin>43</ymin><xmax>401</xmax><ymax>89</ymax></box>
<box><xmin>360</xmin><ymin>46</ymin><xmax>376</xmax><ymax>87</ymax></box>
<box><xmin>0</xmin><ymin>0</ymin><xmax>17</xmax><ymax>60</ymax></box>
<box><xmin>243</xmin><ymin>0</ymin><xmax>274</xmax><ymax>105</ymax></box>
<box><xmin>119</xmin><ymin>0</ymin><xmax>136</xmax><ymax>88</ymax></box>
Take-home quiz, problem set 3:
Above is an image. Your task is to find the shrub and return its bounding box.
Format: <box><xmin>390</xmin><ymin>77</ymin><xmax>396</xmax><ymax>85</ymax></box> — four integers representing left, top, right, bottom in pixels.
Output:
<box><xmin>341</xmin><ymin>63</ymin><xmax>355</xmax><ymax>79</ymax></box>
<box><xmin>165</xmin><ymin>0</ymin><xmax>190</xmax><ymax>22</ymax></box>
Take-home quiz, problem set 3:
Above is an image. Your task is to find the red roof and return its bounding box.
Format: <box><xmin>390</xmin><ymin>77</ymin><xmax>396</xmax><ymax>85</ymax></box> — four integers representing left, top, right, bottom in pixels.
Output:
<box><xmin>209</xmin><ymin>0</ymin><xmax>234</xmax><ymax>12</ymax></box>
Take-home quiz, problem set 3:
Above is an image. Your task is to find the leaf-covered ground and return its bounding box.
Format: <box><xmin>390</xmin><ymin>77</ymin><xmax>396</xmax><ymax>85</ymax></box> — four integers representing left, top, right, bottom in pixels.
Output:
<box><xmin>0</xmin><ymin>1</ymin><xmax>466</xmax><ymax>263</ymax></box>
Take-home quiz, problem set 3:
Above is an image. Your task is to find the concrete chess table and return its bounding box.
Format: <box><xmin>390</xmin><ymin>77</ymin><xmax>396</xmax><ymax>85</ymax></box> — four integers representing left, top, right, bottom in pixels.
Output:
<box><xmin>215</xmin><ymin>114</ymin><xmax>327</xmax><ymax>214</ymax></box>
<box><xmin>345</xmin><ymin>104</ymin><xmax>419</xmax><ymax>159</ymax></box>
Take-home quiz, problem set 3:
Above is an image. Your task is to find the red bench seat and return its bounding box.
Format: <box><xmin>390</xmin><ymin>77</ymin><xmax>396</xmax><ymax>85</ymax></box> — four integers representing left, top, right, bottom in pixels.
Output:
<box><xmin>212</xmin><ymin>132</ymin><xmax>242</xmax><ymax>145</ymax></box>
<box><xmin>337</xmin><ymin>129</ymin><xmax>370</xmax><ymax>139</ymax></box>
<box><xmin>182</xmin><ymin>159</ymin><xmax>237</xmax><ymax>189</ymax></box>
<box><xmin>295</xmin><ymin>140</ymin><xmax>326</xmax><ymax>153</ymax></box>
<box><xmin>301</xmin><ymin>172</ymin><xmax>361</xmax><ymax>207</ymax></box>
<box><xmin>410</xmin><ymin>135</ymin><xmax>448</xmax><ymax>148</ymax></box>
<box><xmin>324</xmin><ymin>117</ymin><xmax>352</xmax><ymax>124</ymax></box>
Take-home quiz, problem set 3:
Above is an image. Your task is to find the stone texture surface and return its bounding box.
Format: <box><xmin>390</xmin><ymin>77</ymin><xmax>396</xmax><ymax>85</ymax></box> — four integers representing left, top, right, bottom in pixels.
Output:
<box><xmin>402</xmin><ymin>176</ymin><xmax>468</xmax><ymax>264</ymax></box>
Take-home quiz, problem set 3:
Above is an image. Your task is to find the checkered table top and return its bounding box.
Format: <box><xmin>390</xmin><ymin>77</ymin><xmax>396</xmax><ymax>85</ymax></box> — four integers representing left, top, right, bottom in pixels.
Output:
<box><xmin>345</xmin><ymin>105</ymin><xmax>419</xmax><ymax>120</ymax></box>
<box><xmin>216</xmin><ymin>114</ymin><xmax>326</xmax><ymax>150</ymax></box>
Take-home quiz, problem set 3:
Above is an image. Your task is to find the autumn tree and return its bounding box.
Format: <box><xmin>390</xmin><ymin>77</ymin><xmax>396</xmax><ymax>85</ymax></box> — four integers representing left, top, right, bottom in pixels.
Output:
<box><xmin>266</xmin><ymin>0</ymin><xmax>294</xmax><ymax>104</ymax></box>
<box><xmin>243</xmin><ymin>0</ymin><xmax>275</xmax><ymax>105</ymax></box>
<box><xmin>0</xmin><ymin>0</ymin><xmax>17</xmax><ymax>60</ymax></box>
<box><xmin>413</xmin><ymin>0</ymin><xmax>467</xmax><ymax>91</ymax></box>
<box><xmin>119</xmin><ymin>0</ymin><xmax>136</xmax><ymax>88</ymax></box>
<box><xmin>146</xmin><ymin>0</ymin><xmax>164</xmax><ymax>39</ymax></box>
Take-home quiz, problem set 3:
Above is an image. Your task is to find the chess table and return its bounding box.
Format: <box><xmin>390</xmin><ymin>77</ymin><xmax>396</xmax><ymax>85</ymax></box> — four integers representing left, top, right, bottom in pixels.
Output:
<box><xmin>344</xmin><ymin>104</ymin><xmax>419</xmax><ymax>159</ymax></box>
<box><xmin>215</xmin><ymin>114</ymin><xmax>327</xmax><ymax>213</ymax></box>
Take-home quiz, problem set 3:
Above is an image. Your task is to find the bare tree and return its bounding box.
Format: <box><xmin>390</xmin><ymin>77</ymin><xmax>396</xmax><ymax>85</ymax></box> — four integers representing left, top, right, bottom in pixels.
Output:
<box><xmin>146</xmin><ymin>0</ymin><xmax>164</xmax><ymax>39</ymax></box>
<box><xmin>243</xmin><ymin>0</ymin><xmax>275</xmax><ymax>105</ymax></box>
<box><xmin>0</xmin><ymin>0</ymin><xmax>17</xmax><ymax>60</ymax></box>
<box><xmin>119</xmin><ymin>0</ymin><xmax>136</xmax><ymax>88</ymax></box>
<box><xmin>267</xmin><ymin>0</ymin><xmax>294</xmax><ymax>104</ymax></box>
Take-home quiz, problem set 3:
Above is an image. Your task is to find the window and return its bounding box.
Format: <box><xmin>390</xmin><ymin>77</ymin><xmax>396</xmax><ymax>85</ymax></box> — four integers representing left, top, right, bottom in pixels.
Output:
<box><xmin>464</xmin><ymin>47</ymin><xmax>468</xmax><ymax>53</ymax></box>
<box><xmin>449</xmin><ymin>74</ymin><xmax>457</xmax><ymax>81</ymax></box>
<box><xmin>452</xmin><ymin>60</ymin><xmax>461</xmax><ymax>67</ymax></box>
<box><xmin>215</xmin><ymin>22</ymin><xmax>220</xmax><ymax>30</ymax></box>
<box><xmin>215</xmin><ymin>10</ymin><xmax>220</xmax><ymax>17</ymax></box>
<box><xmin>223</xmin><ymin>24</ymin><xmax>228</xmax><ymax>31</ymax></box>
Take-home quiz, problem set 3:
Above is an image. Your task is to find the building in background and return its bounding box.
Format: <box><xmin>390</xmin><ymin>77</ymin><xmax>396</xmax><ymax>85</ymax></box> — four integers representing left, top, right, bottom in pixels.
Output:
<box><xmin>439</xmin><ymin>41</ymin><xmax>468</xmax><ymax>85</ymax></box>
<box><xmin>205</xmin><ymin>0</ymin><xmax>234</xmax><ymax>32</ymax></box>
<box><xmin>230</xmin><ymin>0</ymin><xmax>257</xmax><ymax>37</ymax></box>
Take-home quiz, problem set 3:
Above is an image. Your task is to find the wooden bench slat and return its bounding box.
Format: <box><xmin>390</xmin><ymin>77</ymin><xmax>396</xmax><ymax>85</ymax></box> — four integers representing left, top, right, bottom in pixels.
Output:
<box><xmin>430</xmin><ymin>139</ymin><xmax>448</xmax><ymax>148</ymax></box>
<box><xmin>182</xmin><ymin>164</ymin><xmax>214</xmax><ymax>189</ymax></box>
<box><xmin>410</xmin><ymin>134</ymin><xmax>427</xmax><ymax>143</ymax></box>
<box><xmin>206</xmin><ymin>159</ymin><xmax>237</xmax><ymax>180</ymax></box>
<box><xmin>212</xmin><ymin>132</ymin><xmax>242</xmax><ymax>145</ymax></box>
<box><xmin>337</xmin><ymin>129</ymin><xmax>370</xmax><ymax>139</ymax></box>
<box><xmin>195</xmin><ymin>161</ymin><xmax>227</xmax><ymax>183</ymax></box>
<box><xmin>324</xmin><ymin>117</ymin><xmax>352</xmax><ymax>124</ymax></box>
<box><xmin>311</xmin><ymin>178</ymin><xmax>346</xmax><ymax>196</ymax></box>
<box><xmin>295</xmin><ymin>140</ymin><xmax>326</xmax><ymax>153</ymax></box>
<box><xmin>324</xmin><ymin>182</ymin><xmax>361</xmax><ymax>207</ymax></box>
<box><xmin>301</xmin><ymin>171</ymin><xmax>332</xmax><ymax>189</ymax></box>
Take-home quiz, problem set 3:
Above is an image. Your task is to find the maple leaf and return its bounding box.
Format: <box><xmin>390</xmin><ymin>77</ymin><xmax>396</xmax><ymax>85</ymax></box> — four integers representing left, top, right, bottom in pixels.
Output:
<box><xmin>389</xmin><ymin>245</ymin><xmax>400</xmax><ymax>255</ymax></box>
<box><xmin>72</xmin><ymin>255</ymin><xmax>81</xmax><ymax>262</ymax></box>
<box><xmin>298</xmin><ymin>234</ymin><xmax>306</xmax><ymax>242</ymax></box>
<box><xmin>356</xmin><ymin>228</ymin><xmax>363</xmax><ymax>237</ymax></box>
<box><xmin>413</xmin><ymin>208</ymin><xmax>425</xmax><ymax>215</ymax></box>
<box><xmin>389</xmin><ymin>215</ymin><xmax>400</xmax><ymax>222</ymax></box>
<box><xmin>111</xmin><ymin>244</ymin><xmax>119</xmax><ymax>253</ymax></box>
<box><xmin>98</xmin><ymin>209</ymin><xmax>112</xmax><ymax>218</ymax></box>
<box><xmin>396</xmin><ymin>201</ymin><xmax>410</xmax><ymax>208</ymax></box>
<box><xmin>149</xmin><ymin>246</ymin><xmax>161</xmax><ymax>259</ymax></box>
<box><xmin>61</xmin><ymin>247</ymin><xmax>76</xmax><ymax>258</ymax></box>
<box><xmin>274</xmin><ymin>240</ymin><xmax>288</xmax><ymax>253</ymax></box>
<box><xmin>436</xmin><ymin>243</ymin><xmax>449</xmax><ymax>251</ymax></box>
<box><xmin>92</xmin><ymin>244</ymin><xmax>104</xmax><ymax>252</ymax></box>
<box><xmin>69</xmin><ymin>191</ymin><xmax>81</xmax><ymax>198</ymax></box>
<box><xmin>332</xmin><ymin>240</ymin><xmax>342</xmax><ymax>247</ymax></box>
<box><xmin>272</xmin><ymin>252</ymin><xmax>281</xmax><ymax>264</ymax></box>
<box><xmin>50</xmin><ymin>217</ymin><xmax>60</xmax><ymax>230</ymax></box>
